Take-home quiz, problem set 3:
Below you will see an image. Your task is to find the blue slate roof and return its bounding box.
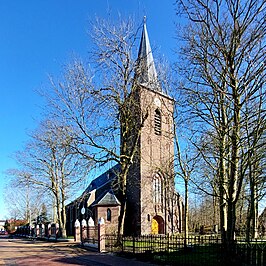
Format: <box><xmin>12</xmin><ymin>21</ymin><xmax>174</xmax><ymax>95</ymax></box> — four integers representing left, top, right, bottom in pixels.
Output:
<box><xmin>85</xmin><ymin>164</ymin><xmax>121</xmax><ymax>193</ymax></box>
<box><xmin>67</xmin><ymin>164</ymin><xmax>121</xmax><ymax>207</ymax></box>
<box><xmin>84</xmin><ymin>164</ymin><xmax>121</xmax><ymax>207</ymax></box>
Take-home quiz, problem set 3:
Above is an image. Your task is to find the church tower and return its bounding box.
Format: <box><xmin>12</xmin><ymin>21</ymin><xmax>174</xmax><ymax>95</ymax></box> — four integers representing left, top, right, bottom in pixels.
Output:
<box><xmin>125</xmin><ymin>18</ymin><xmax>182</xmax><ymax>235</ymax></box>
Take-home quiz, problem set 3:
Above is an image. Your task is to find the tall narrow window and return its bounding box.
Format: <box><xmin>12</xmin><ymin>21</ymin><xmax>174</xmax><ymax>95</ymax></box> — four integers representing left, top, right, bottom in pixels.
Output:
<box><xmin>154</xmin><ymin>109</ymin><xmax>162</xmax><ymax>135</ymax></box>
<box><xmin>107</xmin><ymin>208</ymin><xmax>111</xmax><ymax>222</ymax></box>
<box><xmin>153</xmin><ymin>174</ymin><xmax>163</xmax><ymax>204</ymax></box>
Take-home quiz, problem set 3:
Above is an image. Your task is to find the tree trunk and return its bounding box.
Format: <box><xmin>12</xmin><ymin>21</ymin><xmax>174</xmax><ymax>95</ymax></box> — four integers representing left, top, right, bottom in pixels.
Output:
<box><xmin>218</xmin><ymin>91</ymin><xmax>228</xmax><ymax>245</ymax></box>
<box><xmin>117</xmin><ymin>169</ymin><xmax>128</xmax><ymax>243</ymax></box>
<box><xmin>184</xmin><ymin>179</ymin><xmax>189</xmax><ymax>248</ymax></box>
<box><xmin>117</xmin><ymin>197</ymin><xmax>126</xmax><ymax>242</ymax></box>
<box><xmin>219</xmin><ymin>133</ymin><xmax>228</xmax><ymax>245</ymax></box>
<box><xmin>246</xmin><ymin>202</ymin><xmax>252</xmax><ymax>242</ymax></box>
<box><xmin>226</xmin><ymin>81</ymin><xmax>241</xmax><ymax>250</ymax></box>
<box><xmin>61</xmin><ymin>194</ymin><xmax>67</xmax><ymax>238</ymax></box>
<box><xmin>60</xmin><ymin>172</ymin><xmax>67</xmax><ymax>238</ymax></box>
<box><xmin>54</xmin><ymin>185</ymin><xmax>63</xmax><ymax>238</ymax></box>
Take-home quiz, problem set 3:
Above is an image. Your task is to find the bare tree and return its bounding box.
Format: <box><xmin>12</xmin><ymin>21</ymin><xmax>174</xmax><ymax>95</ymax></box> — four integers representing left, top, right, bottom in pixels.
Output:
<box><xmin>9</xmin><ymin>119</ymin><xmax>89</xmax><ymax>237</ymax></box>
<box><xmin>174</xmin><ymin>125</ymin><xmax>198</xmax><ymax>245</ymax></box>
<box><xmin>242</xmin><ymin>101</ymin><xmax>266</xmax><ymax>240</ymax></box>
<box><xmin>4</xmin><ymin>173</ymin><xmax>46</xmax><ymax>223</ymax></box>
<box><xmin>175</xmin><ymin>0</ymin><xmax>266</xmax><ymax>248</ymax></box>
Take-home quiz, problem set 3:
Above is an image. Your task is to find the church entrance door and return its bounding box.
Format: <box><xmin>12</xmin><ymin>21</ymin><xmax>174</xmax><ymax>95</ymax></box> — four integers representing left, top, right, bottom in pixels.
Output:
<box><xmin>151</xmin><ymin>215</ymin><xmax>164</xmax><ymax>234</ymax></box>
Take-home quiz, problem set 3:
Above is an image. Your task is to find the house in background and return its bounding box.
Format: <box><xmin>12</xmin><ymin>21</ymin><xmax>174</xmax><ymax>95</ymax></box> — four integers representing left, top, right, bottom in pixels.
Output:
<box><xmin>66</xmin><ymin>19</ymin><xmax>184</xmax><ymax>236</ymax></box>
<box><xmin>0</xmin><ymin>220</ymin><xmax>5</xmax><ymax>232</ymax></box>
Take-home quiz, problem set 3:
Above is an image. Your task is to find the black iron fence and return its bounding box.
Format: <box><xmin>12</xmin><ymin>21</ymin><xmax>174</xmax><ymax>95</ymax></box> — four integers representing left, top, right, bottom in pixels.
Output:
<box><xmin>236</xmin><ymin>239</ymin><xmax>266</xmax><ymax>266</ymax></box>
<box><xmin>104</xmin><ymin>234</ymin><xmax>266</xmax><ymax>266</ymax></box>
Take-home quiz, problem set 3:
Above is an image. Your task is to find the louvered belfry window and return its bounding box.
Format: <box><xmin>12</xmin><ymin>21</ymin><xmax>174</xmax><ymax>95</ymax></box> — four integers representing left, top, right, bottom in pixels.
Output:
<box><xmin>154</xmin><ymin>109</ymin><xmax>162</xmax><ymax>135</ymax></box>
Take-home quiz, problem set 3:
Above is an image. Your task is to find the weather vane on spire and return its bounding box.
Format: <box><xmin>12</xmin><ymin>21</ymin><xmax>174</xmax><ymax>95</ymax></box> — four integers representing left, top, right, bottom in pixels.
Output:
<box><xmin>143</xmin><ymin>16</ymin><xmax>146</xmax><ymax>24</ymax></box>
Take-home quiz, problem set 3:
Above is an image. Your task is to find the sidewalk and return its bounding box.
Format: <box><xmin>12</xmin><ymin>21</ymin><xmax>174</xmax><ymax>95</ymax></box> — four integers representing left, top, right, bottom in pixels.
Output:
<box><xmin>49</xmin><ymin>240</ymin><xmax>158</xmax><ymax>265</ymax></box>
<box><xmin>69</xmin><ymin>252</ymin><xmax>158</xmax><ymax>266</ymax></box>
<box><xmin>0</xmin><ymin>236</ymin><xmax>158</xmax><ymax>266</ymax></box>
<box><xmin>57</xmin><ymin>240</ymin><xmax>158</xmax><ymax>265</ymax></box>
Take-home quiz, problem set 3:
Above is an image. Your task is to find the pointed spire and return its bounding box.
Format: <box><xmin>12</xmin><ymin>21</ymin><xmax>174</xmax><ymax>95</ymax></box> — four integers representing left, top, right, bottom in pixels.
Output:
<box><xmin>136</xmin><ymin>17</ymin><xmax>161</xmax><ymax>91</ymax></box>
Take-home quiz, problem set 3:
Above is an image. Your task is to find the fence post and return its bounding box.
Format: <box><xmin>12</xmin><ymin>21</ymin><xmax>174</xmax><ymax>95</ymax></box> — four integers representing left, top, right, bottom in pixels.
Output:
<box><xmin>133</xmin><ymin>235</ymin><xmax>135</xmax><ymax>254</ymax></box>
<box><xmin>41</xmin><ymin>224</ymin><xmax>45</xmax><ymax>237</ymax></box>
<box><xmin>48</xmin><ymin>223</ymin><xmax>51</xmax><ymax>239</ymax></box>
<box><xmin>55</xmin><ymin>223</ymin><xmax>59</xmax><ymax>239</ymax></box>
<box><xmin>74</xmin><ymin>219</ymin><xmax>81</xmax><ymax>242</ymax></box>
<box><xmin>81</xmin><ymin>219</ymin><xmax>87</xmax><ymax>242</ymax></box>
<box><xmin>36</xmin><ymin>224</ymin><xmax>40</xmax><ymax>237</ymax></box>
<box><xmin>88</xmin><ymin>217</ymin><xmax>95</xmax><ymax>241</ymax></box>
<box><xmin>30</xmin><ymin>225</ymin><xmax>34</xmax><ymax>237</ymax></box>
<box><xmin>98</xmin><ymin>217</ymin><xmax>105</xmax><ymax>253</ymax></box>
<box><xmin>38</xmin><ymin>224</ymin><xmax>41</xmax><ymax>237</ymax></box>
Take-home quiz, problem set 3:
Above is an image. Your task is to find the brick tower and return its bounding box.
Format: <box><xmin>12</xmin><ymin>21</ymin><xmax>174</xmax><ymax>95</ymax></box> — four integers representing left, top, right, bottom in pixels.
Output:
<box><xmin>125</xmin><ymin>18</ymin><xmax>182</xmax><ymax>236</ymax></box>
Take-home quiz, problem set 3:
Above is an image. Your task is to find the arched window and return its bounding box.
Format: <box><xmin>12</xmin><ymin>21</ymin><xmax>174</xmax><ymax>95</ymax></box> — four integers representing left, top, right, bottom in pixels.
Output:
<box><xmin>107</xmin><ymin>208</ymin><xmax>111</xmax><ymax>222</ymax></box>
<box><xmin>153</xmin><ymin>174</ymin><xmax>163</xmax><ymax>204</ymax></box>
<box><xmin>154</xmin><ymin>109</ymin><xmax>162</xmax><ymax>135</ymax></box>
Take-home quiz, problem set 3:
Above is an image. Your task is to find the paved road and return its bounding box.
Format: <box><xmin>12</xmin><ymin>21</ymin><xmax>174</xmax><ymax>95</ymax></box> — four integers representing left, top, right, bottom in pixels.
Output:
<box><xmin>0</xmin><ymin>235</ymin><xmax>157</xmax><ymax>266</ymax></box>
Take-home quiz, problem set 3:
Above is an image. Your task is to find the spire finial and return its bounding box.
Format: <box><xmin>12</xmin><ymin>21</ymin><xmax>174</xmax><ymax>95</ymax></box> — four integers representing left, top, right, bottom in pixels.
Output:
<box><xmin>143</xmin><ymin>16</ymin><xmax>146</xmax><ymax>25</ymax></box>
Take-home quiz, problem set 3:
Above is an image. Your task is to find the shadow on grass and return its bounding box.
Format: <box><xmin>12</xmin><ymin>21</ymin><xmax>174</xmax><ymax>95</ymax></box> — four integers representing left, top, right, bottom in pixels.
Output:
<box><xmin>118</xmin><ymin>244</ymin><xmax>244</xmax><ymax>266</ymax></box>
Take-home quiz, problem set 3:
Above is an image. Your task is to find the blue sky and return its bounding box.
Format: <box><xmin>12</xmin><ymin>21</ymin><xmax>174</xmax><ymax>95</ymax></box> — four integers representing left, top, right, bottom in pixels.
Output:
<box><xmin>0</xmin><ymin>1</ymin><xmax>177</xmax><ymax>219</ymax></box>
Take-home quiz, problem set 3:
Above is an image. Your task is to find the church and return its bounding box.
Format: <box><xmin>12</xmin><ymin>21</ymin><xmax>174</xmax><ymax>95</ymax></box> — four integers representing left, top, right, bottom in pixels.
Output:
<box><xmin>66</xmin><ymin>19</ymin><xmax>184</xmax><ymax>236</ymax></box>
